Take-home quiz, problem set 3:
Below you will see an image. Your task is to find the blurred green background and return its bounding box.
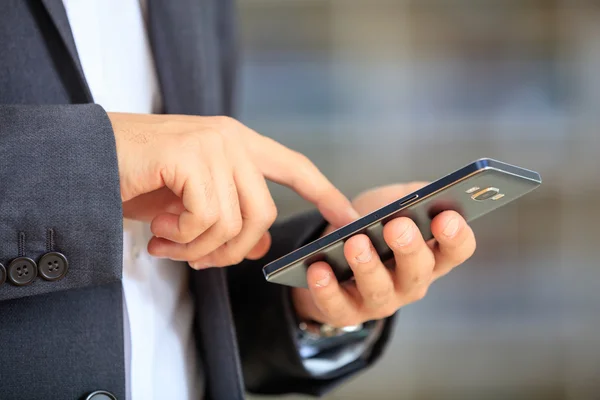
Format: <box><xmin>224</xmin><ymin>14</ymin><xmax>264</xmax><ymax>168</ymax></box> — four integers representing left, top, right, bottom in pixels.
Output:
<box><xmin>238</xmin><ymin>1</ymin><xmax>600</xmax><ymax>399</ymax></box>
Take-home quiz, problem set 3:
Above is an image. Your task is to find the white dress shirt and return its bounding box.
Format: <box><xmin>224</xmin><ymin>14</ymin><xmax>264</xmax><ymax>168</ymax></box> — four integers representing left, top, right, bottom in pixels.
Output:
<box><xmin>62</xmin><ymin>1</ymin><xmax>375</xmax><ymax>399</ymax></box>
<box><xmin>62</xmin><ymin>1</ymin><xmax>202</xmax><ymax>399</ymax></box>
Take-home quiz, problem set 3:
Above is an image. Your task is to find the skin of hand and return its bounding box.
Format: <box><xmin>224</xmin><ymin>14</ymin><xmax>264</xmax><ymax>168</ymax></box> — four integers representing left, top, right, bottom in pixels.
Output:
<box><xmin>109</xmin><ymin>113</ymin><xmax>359</xmax><ymax>268</ymax></box>
<box><xmin>291</xmin><ymin>182</ymin><xmax>477</xmax><ymax>327</ymax></box>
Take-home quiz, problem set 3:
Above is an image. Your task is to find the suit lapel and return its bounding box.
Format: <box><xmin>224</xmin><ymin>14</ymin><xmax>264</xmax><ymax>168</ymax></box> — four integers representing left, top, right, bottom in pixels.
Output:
<box><xmin>39</xmin><ymin>0</ymin><xmax>93</xmax><ymax>101</ymax></box>
<box><xmin>147</xmin><ymin>0</ymin><xmax>223</xmax><ymax>115</ymax></box>
<box><xmin>147</xmin><ymin>1</ymin><xmax>244</xmax><ymax>398</ymax></box>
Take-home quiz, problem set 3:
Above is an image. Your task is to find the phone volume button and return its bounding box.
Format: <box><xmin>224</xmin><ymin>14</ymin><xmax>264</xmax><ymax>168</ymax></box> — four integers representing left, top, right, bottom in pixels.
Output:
<box><xmin>399</xmin><ymin>194</ymin><xmax>419</xmax><ymax>206</ymax></box>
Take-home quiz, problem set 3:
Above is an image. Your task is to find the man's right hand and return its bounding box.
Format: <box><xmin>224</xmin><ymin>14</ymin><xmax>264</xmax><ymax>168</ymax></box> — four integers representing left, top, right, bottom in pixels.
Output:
<box><xmin>109</xmin><ymin>113</ymin><xmax>358</xmax><ymax>269</ymax></box>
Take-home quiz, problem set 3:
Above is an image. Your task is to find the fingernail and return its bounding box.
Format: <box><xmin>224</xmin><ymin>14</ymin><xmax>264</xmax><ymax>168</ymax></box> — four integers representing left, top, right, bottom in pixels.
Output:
<box><xmin>395</xmin><ymin>222</ymin><xmax>413</xmax><ymax>246</ymax></box>
<box><xmin>315</xmin><ymin>271</ymin><xmax>331</xmax><ymax>287</ymax></box>
<box><xmin>355</xmin><ymin>245</ymin><xmax>372</xmax><ymax>263</ymax></box>
<box><xmin>443</xmin><ymin>217</ymin><xmax>460</xmax><ymax>237</ymax></box>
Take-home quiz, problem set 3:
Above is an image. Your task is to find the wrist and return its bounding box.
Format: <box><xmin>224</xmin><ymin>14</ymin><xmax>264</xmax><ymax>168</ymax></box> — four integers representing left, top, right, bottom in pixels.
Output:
<box><xmin>106</xmin><ymin>112</ymin><xmax>131</xmax><ymax>201</ymax></box>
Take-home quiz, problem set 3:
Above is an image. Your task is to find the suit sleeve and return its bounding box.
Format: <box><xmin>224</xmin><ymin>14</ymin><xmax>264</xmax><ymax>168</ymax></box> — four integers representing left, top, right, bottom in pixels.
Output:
<box><xmin>0</xmin><ymin>104</ymin><xmax>122</xmax><ymax>302</ymax></box>
<box><xmin>228</xmin><ymin>211</ymin><xmax>397</xmax><ymax>396</ymax></box>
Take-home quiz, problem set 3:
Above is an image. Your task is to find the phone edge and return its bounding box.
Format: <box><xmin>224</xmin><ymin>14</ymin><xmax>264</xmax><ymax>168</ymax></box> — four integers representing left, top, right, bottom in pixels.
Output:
<box><xmin>263</xmin><ymin>158</ymin><xmax>541</xmax><ymax>282</ymax></box>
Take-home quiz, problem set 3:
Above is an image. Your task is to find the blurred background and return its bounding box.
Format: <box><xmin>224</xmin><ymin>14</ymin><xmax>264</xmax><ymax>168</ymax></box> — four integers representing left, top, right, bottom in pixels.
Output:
<box><xmin>237</xmin><ymin>0</ymin><xmax>600</xmax><ymax>399</ymax></box>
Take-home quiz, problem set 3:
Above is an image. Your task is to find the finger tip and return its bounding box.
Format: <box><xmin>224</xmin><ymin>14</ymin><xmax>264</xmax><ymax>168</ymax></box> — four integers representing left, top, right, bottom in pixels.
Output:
<box><xmin>432</xmin><ymin>211</ymin><xmax>466</xmax><ymax>239</ymax></box>
<box><xmin>320</xmin><ymin>201</ymin><xmax>359</xmax><ymax>228</ymax></box>
<box><xmin>307</xmin><ymin>262</ymin><xmax>335</xmax><ymax>289</ymax></box>
<box><xmin>147</xmin><ymin>238</ymin><xmax>160</xmax><ymax>256</ymax></box>
<box><xmin>383</xmin><ymin>217</ymin><xmax>416</xmax><ymax>241</ymax></box>
<box><xmin>344</xmin><ymin>234</ymin><xmax>370</xmax><ymax>254</ymax></box>
<box><xmin>307</xmin><ymin>261</ymin><xmax>330</xmax><ymax>273</ymax></box>
<box><xmin>147</xmin><ymin>236</ymin><xmax>170</xmax><ymax>256</ymax></box>
<box><xmin>438</xmin><ymin>209</ymin><xmax>462</xmax><ymax>221</ymax></box>
<box><xmin>150</xmin><ymin>212</ymin><xmax>185</xmax><ymax>242</ymax></box>
<box><xmin>387</xmin><ymin>216</ymin><xmax>414</xmax><ymax>230</ymax></box>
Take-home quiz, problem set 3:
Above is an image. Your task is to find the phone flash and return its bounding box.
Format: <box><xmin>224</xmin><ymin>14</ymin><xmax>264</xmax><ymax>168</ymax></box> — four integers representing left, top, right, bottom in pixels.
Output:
<box><xmin>465</xmin><ymin>186</ymin><xmax>480</xmax><ymax>194</ymax></box>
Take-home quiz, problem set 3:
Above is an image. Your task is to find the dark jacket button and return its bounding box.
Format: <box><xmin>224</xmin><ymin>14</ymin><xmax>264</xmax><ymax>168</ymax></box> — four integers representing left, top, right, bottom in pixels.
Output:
<box><xmin>7</xmin><ymin>257</ymin><xmax>37</xmax><ymax>286</ymax></box>
<box><xmin>0</xmin><ymin>263</ymin><xmax>6</xmax><ymax>286</ymax></box>
<box><xmin>39</xmin><ymin>252</ymin><xmax>69</xmax><ymax>281</ymax></box>
<box><xmin>85</xmin><ymin>390</ymin><xmax>117</xmax><ymax>400</ymax></box>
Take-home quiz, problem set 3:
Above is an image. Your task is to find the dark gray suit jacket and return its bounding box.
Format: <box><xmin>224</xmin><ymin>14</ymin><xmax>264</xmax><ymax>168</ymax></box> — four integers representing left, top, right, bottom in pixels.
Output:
<box><xmin>0</xmin><ymin>1</ymin><xmax>395</xmax><ymax>399</ymax></box>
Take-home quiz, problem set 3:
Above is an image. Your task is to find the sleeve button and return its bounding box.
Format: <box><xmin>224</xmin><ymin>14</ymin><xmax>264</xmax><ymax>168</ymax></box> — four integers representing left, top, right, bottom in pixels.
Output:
<box><xmin>7</xmin><ymin>257</ymin><xmax>38</xmax><ymax>286</ymax></box>
<box><xmin>39</xmin><ymin>252</ymin><xmax>69</xmax><ymax>281</ymax></box>
<box><xmin>85</xmin><ymin>390</ymin><xmax>117</xmax><ymax>400</ymax></box>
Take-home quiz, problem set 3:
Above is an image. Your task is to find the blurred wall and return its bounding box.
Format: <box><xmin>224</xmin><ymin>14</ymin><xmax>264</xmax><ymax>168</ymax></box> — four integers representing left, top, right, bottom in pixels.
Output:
<box><xmin>237</xmin><ymin>1</ymin><xmax>600</xmax><ymax>399</ymax></box>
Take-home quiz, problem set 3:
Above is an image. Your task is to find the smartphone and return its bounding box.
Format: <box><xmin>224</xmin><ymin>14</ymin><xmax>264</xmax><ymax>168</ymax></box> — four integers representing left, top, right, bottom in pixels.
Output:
<box><xmin>263</xmin><ymin>158</ymin><xmax>542</xmax><ymax>288</ymax></box>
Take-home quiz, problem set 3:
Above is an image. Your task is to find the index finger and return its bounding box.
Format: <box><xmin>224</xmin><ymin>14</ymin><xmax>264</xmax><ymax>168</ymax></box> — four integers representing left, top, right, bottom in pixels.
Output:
<box><xmin>250</xmin><ymin>134</ymin><xmax>359</xmax><ymax>228</ymax></box>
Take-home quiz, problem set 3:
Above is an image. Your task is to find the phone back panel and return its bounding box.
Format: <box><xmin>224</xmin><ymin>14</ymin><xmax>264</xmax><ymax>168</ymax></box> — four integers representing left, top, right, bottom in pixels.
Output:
<box><xmin>265</xmin><ymin>160</ymin><xmax>541</xmax><ymax>288</ymax></box>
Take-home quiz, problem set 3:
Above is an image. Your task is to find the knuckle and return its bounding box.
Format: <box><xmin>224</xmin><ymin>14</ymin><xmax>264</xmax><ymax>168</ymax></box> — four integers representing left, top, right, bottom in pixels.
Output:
<box><xmin>213</xmin><ymin>116</ymin><xmax>244</xmax><ymax>139</ymax></box>
<box><xmin>177</xmin><ymin>224</ymin><xmax>198</xmax><ymax>243</ymax></box>
<box><xmin>252</xmin><ymin>201</ymin><xmax>278</xmax><ymax>229</ymax></box>
<box><xmin>201</xmin><ymin>204</ymin><xmax>220</xmax><ymax>227</ymax></box>
<box><xmin>213</xmin><ymin>115</ymin><xmax>236</xmax><ymax>128</ymax></box>
<box><xmin>216</xmin><ymin>216</ymin><xmax>242</xmax><ymax>243</ymax></box>
<box><xmin>264</xmin><ymin>201</ymin><xmax>278</xmax><ymax>226</ymax></box>
<box><xmin>197</xmin><ymin>179</ymin><xmax>216</xmax><ymax>205</ymax></box>
<box><xmin>178</xmin><ymin>230</ymin><xmax>195</xmax><ymax>243</ymax></box>
<box><xmin>225</xmin><ymin>217</ymin><xmax>243</xmax><ymax>239</ymax></box>
<box><xmin>229</xmin><ymin>254</ymin><xmax>246</xmax><ymax>266</ymax></box>
<box><xmin>292</xmin><ymin>152</ymin><xmax>317</xmax><ymax>181</ymax></box>
<box><xmin>179</xmin><ymin>132</ymin><xmax>203</xmax><ymax>150</ymax></box>
<box><xmin>293</xmin><ymin>151</ymin><xmax>312</xmax><ymax>166</ymax></box>
<box><xmin>226</xmin><ymin>181</ymin><xmax>240</xmax><ymax>207</ymax></box>
<box><xmin>182</xmin><ymin>242</ymin><xmax>202</xmax><ymax>261</ymax></box>
<box><xmin>195</xmin><ymin>127</ymin><xmax>225</xmax><ymax>149</ymax></box>
<box><xmin>220</xmin><ymin>249</ymin><xmax>246</xmax><ymax>266</ymax></box>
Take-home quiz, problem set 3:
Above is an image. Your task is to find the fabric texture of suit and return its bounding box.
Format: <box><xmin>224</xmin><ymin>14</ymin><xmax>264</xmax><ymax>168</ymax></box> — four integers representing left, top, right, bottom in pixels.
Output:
<box><xmin>0</xmin><ymin>1</ymin><xmax>395</xmax><ymax>399</ymax></box>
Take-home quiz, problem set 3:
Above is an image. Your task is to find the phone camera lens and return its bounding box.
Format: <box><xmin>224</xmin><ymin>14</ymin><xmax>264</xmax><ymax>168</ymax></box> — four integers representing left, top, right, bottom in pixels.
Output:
<box><xmin>471</xmin><ymin>187</ymin><xmax>500</xmax><ymax>201</ymax></box>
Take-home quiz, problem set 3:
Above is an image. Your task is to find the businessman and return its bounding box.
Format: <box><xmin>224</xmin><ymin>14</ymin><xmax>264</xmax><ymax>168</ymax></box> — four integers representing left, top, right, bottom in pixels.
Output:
<box><xmin>0</xmin><ymin>1</ymin><xmax>476</xmax><ymax>399</ymax></box>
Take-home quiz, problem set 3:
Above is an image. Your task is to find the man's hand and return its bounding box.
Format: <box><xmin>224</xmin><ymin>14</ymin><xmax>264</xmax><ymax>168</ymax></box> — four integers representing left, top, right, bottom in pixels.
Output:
<box><xmin>291</xmin><ymin>182</ymin><xmax>476</xmax><ymax>327</ymax></box>
<box><xmin>110</xmin><ymin>113</ymin><xmax>358</xmax><ymax>268</ymax></box>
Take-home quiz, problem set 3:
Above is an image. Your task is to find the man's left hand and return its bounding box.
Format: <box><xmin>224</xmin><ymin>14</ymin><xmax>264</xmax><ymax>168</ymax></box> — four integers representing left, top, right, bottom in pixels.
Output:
<box><xmin>291</xmin><ymin>182</ymin><xmax>477</xmax><ymax>327</ymax></box>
